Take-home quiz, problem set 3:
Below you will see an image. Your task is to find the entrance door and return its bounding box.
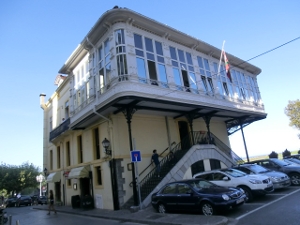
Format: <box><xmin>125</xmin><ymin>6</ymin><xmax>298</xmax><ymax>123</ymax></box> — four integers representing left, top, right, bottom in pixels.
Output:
<box><xmin>178</xmin><ymin>121</ymin><xmax>191</xmax><ymax>150</ymax></box>
<box><xmin>80</xmin><ymin>178</ymin><xmax>91</xmax><ymax>197</ymax></box>
<box><xmin>54</xmin><ymin>182</ymin><xmax>61</xmax><ymax>202</ymax></box>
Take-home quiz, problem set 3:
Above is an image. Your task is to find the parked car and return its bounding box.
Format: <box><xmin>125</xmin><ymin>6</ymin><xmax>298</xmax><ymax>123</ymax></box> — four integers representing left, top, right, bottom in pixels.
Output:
<box><xmin>283</xmin><ymin>157</ymin><xmax>300</xmax><ymax>165</ymax></box>
<box><xmin>193</xmin><ymin>168</ymin><xmax>273</xmax><ymax>202</ymax></box>
<box><xmin>233</xmin><ymin>164</ymin><xmax>291</xmax><ymax>189</ymax></box>
<box><xmin>37</xmin><ymin>196</ymin><xmax>48</xmax><ymax>205</ymax></box>
<box><xmin>4</xmin><ymin>197</ymin><xmax>17</xmax><ymax>207</ymax></box>
<box><xmin>15</xmin><ymin>195</ymin><xmax>32</xmax><ymax>207</ymax></box>
<box><xmin>251</xmin><ymin>158</ymin><xmax>300</xmax><ymax>186</ymax></box>
<box><xmin>151</xmin><ymin>178</ymin><xmax>246</xmax><ymax>216</ymax></box>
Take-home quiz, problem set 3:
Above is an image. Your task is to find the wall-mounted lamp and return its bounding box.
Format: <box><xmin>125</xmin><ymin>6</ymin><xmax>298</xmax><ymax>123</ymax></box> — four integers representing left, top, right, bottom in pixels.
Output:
<box><xmin>102</xmin><ymin>138</ymin><xmax>111</xmax><ymax>155</ymax></box>
<box><xmin>44</xmin><ymin>168</ymin><xmax>48</xmax><ymax>177</ymax></box>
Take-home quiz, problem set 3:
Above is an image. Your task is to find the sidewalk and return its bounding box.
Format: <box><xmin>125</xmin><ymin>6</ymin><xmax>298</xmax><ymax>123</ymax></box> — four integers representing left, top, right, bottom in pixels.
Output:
<box><xmin>33</xmin><ymin>204</ymin><xmax>234</xmax><ymax>225</ymax></box>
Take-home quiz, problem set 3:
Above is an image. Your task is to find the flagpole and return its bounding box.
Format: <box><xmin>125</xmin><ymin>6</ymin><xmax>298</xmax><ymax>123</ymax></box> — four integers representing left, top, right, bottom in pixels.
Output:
<box><xmin>217</xmin><ymin>40</ymin><xmax>225</xmax><ymax>76</ymax></box>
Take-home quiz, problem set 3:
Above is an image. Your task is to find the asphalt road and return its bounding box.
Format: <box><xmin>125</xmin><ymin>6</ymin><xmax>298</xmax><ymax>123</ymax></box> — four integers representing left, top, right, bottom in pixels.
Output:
<box><xmin>224</xmin><ymin>186</ymin><xmax>300</xmax><ymax>225</ymax></box>
<box><xmin>4</xmin><ymin>206</ymin><xmax>148</xmax><ymax>225</ymax></box>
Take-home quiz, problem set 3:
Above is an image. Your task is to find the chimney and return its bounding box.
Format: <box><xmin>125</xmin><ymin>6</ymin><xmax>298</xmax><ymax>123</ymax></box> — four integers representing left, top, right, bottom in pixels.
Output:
<box><xmin>40</xmin><ymin>93</ymin><xmax>47</xmax><ymax>110</ymax></box>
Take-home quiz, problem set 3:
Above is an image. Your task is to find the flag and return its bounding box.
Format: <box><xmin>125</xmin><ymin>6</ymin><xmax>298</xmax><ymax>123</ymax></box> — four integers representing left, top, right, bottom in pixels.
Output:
<box><xmin>223</xmin><ymin>50</ymin><xmax>232</xmax><ymax>82</ymax></box>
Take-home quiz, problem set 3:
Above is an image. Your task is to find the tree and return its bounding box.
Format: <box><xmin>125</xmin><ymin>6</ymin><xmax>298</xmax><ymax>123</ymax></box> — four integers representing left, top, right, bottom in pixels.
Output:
<box><xmin>0</xmin><ymin>162</ymin><xmax>40</xmax><ymax>196</ymax></box>
<box><xmin>285</xmin><ymin>99</ymin><xmax>300</xmax><ymax>138</ymax></box>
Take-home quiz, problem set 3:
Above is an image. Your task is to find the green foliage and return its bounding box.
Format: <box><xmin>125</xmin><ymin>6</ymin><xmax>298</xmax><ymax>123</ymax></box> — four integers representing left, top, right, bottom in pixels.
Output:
<box><xmin>0</xmin><ymin>162</ymin><xmax>40</xmax><ymax>196</ymax></box>
<box><xmin>285</xmin><ymin>99</ymin><xmax>300</xmax><ymax>138</ymax></box>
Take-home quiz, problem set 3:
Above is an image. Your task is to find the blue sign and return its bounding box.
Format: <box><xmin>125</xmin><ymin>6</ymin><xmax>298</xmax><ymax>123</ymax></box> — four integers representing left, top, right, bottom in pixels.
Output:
<box><xmin>131</xmin><ymin>150</ymin><xmax>141</xmax><ymax>162</ymax></box>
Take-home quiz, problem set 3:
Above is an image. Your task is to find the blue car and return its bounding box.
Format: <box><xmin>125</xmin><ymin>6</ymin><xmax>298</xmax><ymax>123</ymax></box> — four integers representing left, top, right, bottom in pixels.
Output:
<box><xmin>151</xmin><ymin>178</ymin><xmax>246</xmax><ymax>216</ymax></box>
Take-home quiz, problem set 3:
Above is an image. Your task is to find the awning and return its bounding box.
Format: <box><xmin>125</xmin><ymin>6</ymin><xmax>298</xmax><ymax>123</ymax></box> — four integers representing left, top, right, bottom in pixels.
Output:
<box><xmin>46</xmin><ymin>172</ymin><xmax>61</xmax><ymax>183</ymax></box>
<box><xmin>68</xmin><ymin>166</ymin><xmax>90</xmax><ymax>179</ymax></box>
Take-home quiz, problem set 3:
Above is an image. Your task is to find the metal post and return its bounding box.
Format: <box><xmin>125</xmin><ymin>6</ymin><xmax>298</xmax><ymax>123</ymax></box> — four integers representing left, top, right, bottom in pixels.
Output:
<box><xmin>240</xmin><ymin>120</ymin><xmax>250</xmax><ymax>162</ymax></box>
<box><xmin>135</xmin><ymin>162</ymin><xmax>142</xmax><ymax>210</ymax></box>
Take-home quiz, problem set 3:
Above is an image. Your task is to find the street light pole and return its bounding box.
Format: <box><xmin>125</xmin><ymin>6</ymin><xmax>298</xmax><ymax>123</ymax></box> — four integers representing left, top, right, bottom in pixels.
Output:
<box><xmin>36</xmin><ymin>174</ymin><xmax>44</xmax><ymax>196</ymax></box>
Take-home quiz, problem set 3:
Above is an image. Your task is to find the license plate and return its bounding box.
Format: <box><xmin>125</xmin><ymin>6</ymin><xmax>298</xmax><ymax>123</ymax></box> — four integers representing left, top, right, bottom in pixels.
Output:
<box><xmin>236</xmin><ymin>198</ymin><xmax>244</xmax><ymax>204</ymax></box>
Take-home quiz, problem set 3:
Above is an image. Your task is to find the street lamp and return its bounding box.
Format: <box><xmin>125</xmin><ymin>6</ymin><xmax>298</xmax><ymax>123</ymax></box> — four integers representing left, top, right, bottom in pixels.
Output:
<box><xmin>102</xmin><ymin>138</ymin><xmax>111</xmax><ymax>155</ymax></box>
<box><xmin>36</xmin><ymin>174</ymin><xmax>44</xmax><ymax>196</ymax></box>
<box><xmin>44</xmin><ymin>168</ymin><xmax>48</xmax><ymax>197</ymax></box>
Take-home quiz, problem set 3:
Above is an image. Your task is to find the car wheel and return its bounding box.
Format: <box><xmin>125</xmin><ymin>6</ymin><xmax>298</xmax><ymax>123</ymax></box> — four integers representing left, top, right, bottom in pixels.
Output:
<box><xmin>289</xmin><ymin>173</ymin><xmax>300</xmax><ymax>185</ymax></box>
<box><xmin>157</xmin><ymin>203</ymin><xmax>167</xmax><ymax>213</ymax></box>
<box><xmin>240</xmin><ymin>186</ymin><xmax>253</xmax><ymax>202</ymax></box>
<box><xmin>201</xmin><ymin>201</ymin><xmax>214</xmax><ymax>216</ymax></box>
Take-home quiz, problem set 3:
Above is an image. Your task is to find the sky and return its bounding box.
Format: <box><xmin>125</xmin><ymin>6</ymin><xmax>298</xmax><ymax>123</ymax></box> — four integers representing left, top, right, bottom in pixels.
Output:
<box><xmin>1</xmin><ymin>0</ymin><xmax>299</xmax><ymax>170</ymax></box>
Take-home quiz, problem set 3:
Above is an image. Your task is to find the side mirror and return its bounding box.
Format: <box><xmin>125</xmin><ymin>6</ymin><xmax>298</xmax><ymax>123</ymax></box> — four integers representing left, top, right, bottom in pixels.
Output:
<box><xmin>222</xmin><ymin>177</ymin><xmax>229</xmax><ymax>181</ymax></box>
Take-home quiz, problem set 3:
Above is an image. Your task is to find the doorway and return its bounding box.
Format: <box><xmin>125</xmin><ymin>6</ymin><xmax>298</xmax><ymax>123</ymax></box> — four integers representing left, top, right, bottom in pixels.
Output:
<box><xmin>178</xmin><ymin>121</ymin><xmax>191</xmax><ymax>150</ymax></box>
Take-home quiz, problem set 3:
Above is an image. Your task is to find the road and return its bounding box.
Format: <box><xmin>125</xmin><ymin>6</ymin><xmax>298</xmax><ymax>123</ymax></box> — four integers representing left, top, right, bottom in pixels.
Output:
<box><xmin>4</xmin><ymin>206</ymin><xmax>147</xmax><ymax>225</ymax></box>
<box><xmin>224</xmin><ymin>187</ymin><xmax>300</xmax><ymax>225</ymax></box>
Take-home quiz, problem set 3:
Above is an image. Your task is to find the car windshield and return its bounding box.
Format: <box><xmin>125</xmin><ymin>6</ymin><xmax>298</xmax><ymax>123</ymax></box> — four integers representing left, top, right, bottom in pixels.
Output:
<box><xmin>271</xmin><ymin>158</ymin><xmax>290</xmax><ymax>166</ymax></box>
<box><xmin>221</xmin><ymin>168</ymin><xmax>246</xmax><ymax>177</ymax></box>
<box><xmin>187</xmin><ymin>180</ymin><xmax>216</xmax><ymax>190</ymax></box>
<box><xmin>247</xmin><ymin>165</ymin><xmax>269</xmax><ymax>173</ymax></box>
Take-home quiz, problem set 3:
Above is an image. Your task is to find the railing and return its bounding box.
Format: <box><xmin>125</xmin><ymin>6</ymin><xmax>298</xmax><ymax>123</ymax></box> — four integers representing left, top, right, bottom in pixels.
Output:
<box><xmin>70</xmin><ymin>73</ymin><xmax>264</xmax><ymax>117</ymax></box>
<box><xmin>49</xmin><ymin>118</ymin><xmax>70</xmax><ymax>141</ymax></box>
<box><xmin>136</xmin><ymin>131</ymin><xmax>244</xmax><ymax>202</ymax></box>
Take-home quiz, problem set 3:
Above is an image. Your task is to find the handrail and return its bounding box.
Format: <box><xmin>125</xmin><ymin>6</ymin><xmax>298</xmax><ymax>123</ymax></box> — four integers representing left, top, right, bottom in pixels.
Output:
<box><xmin>125</xmin><ymin>130</ymin><xmax>245</xmax><ymax>205</ymax></box>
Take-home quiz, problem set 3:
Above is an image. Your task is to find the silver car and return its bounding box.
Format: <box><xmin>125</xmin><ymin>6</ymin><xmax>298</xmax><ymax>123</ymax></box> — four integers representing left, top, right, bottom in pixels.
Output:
<box><xmin>233</xmin><ymin>164</ymin><xmax>291</xmax><ymax>189</ymax></box>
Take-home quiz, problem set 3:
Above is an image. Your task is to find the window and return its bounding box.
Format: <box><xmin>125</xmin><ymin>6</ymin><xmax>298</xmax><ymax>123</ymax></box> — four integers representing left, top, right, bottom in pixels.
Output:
<box><xmin>115</xmin><ymin>29</ymin><xmax>128</xmax><ymax>80</ymax></box>
<box><xmin>65</xmin><ymin>101</ymin><xmax>69</xmax><ymax>119</ymax></box>
<box><xmin>57</xmin><ymin>146</ymin><xmax>61</xmax><ymax>169</ymax></box>
<box><xmin>66</xmin><ymin>141</ymin><xmax>71</xmax><ymax>166</ymax></box>
<box><xmin>213</xmin><ymin>172</ymin><xmax>226</xmax><ymax>181</ymax></box>
<box><xmin>210</xmin><ymin>159</ymin><xmax>221</xmax><ymax>170</ymax></box>
<box><xmin>50</xmin><ymin>150</ymin><xmax>53</xmax><ymax>170</ymax></box>
<box><xmin>177</xmin><ymin>184</ymin><xmax>191</xmax><ymax>194</ymax></box>
<box><xmin>77</xmin><ymin>135</ymin><xmax>83</xmax><ymax>163</ymax></box>
<box><xmin>95</xmin><ymin>166</ymin><xmax>102</xmax><ymax>185</ymax></box>
<box><xmin>191</xmin><ymin>160</ymin><xmax>204</xmax><ymax>176</ymax></box>
<box><xmin>162</xmin><ymin>183</ymin><xmax>176</xmax><ymax>194</ymax></box>
<box><xmin>49</xmin><ymin>116</ymin><xmax>52</xmax><ymax>131</ymax></box>
<box><xmin>94</xmin><ymin>128</ymin><xmax>100</xmax><ymax>159</ymax></box>
<box><xmin>170</xmin><ymin>46</ymin><xmax>198</xmax><ymax>92</ymax></box>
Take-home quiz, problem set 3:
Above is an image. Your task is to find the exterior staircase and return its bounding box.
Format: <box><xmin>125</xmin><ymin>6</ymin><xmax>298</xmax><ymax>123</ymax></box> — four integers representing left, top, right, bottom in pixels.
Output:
<box><xmin>121</xmin><ymin>131</ymin><xmax>244</xmax><ymax>209</ymax></box>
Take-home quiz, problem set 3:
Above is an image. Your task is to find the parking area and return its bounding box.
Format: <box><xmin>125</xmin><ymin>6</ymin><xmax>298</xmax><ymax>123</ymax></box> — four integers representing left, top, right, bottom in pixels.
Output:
<box><xmin>219</xmin><ymin>186</ymin><xmax>300</xmax><ymax>219</ymax></box>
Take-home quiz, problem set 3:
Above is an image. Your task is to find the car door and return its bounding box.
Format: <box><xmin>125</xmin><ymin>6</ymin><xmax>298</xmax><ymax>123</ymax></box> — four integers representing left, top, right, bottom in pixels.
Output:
<box><xmin>176</xmin><ymin>183</ymin><xmax>198</xmax><ymax>210</ymax></box>
<box><xmin>211</xmin><ymin>172</ymin><xmax>231</xmax><ymax>187</ymax></box>
<box><xmin>159</xmin><ymin>183</ymin><xmax>178</xmax><ymax>211</ymax></box>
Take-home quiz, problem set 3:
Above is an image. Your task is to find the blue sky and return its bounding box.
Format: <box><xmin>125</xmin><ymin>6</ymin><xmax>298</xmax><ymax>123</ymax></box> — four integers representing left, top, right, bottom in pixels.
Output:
<box><xmin>1</xmin><ymin>0</ymin><xmax>299</xmax><ymax>169</ymax></box>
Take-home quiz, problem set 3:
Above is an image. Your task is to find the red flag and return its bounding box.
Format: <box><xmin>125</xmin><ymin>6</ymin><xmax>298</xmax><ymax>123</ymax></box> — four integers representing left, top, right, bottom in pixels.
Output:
<box><xmin>223</xmin><ymin>51</ymin><xmax>232</xmax><ymax>82</ymax></box>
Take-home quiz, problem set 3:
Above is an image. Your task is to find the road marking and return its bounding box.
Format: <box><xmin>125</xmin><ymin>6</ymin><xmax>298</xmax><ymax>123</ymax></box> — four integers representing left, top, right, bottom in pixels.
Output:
<box><xmin>236</xmin><ymin>188</ymin><xmax>300</xmax><ymax>220</ymax></box>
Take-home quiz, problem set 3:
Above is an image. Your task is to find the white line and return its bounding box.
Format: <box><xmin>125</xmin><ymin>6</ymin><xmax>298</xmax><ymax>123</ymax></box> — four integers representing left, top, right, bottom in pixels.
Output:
<box><xmin>236</xmin><ymin>188</ymin><xmax>300</xmax><ymax>220</ymax></box>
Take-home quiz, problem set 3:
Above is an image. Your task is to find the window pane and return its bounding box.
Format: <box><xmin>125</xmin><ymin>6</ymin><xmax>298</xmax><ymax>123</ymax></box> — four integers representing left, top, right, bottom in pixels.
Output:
<box><xmin>106</xmin><ymin>63</ymin><xmax>111</xmax><ymax>82</ymax></box>
<box><xmin>134</xmin><ymin>34</ymin><xmax>143</xmax><ymax>49</ymax></box>
<box><xmin>136</xmin><ymin>57</ymin><xmax>147</xmax><ymax>79</ymax></box>
<box><xmin>158</xmin><ymin>64</ymin><xmax>168</xmax><ymax>84</ymax></box>
<box><xmin>115</xmin><ymin>29</ymin><xmax>125</xmax><ymax>45</ymax></box>
<box><xmin>157</xmin><ymin>56</ymin><xmax>164</xmax><ymax>63</ymax></box>
<box><xmin>98</xmin><ymin>46</ymin><xmax>103</xmax><ymax>61</ymax></box>
<box><xmin>186</xmin><ymin>52</ymin><xmax>193</xmax><ymax>65</ymax></box>
<box><xmin>197</xmin><ymin>56</ymin><xmax>204</xmax><ymax>68</ymax></box>
<box><xmin>173</xmin><ymin>68</ymin><xmax>182</xmax><ymax>86</ymax></box>
<box><xmin>155</xmin><ymin>41</ymin><xmax>163</xmax><ymax>55</ymax></box>
<box><xmin>135</xmin><ymin>49</ymin><xmax>144</xmax><ymax>57</ymax></box>
<box><xmin>189</xmin><ymin>72</ymin><xmax>197</xmax><ymax>90</ymax></box>
<box><xmin>178</xmin><ymin>49</ymin><xmax>185</xmax><ymax>63</ymax></box>
<box><xmin>104</xmin><ymin>39</ymin><xmax>110</xmax><ymax>55</ymax></box>
<box><xmin>117</xmin><ymin>55</ymin><xmax>127</xmax><ymax>75</ymax></box>
<box><xmin>203</xmin><ymin>58</ymin><xmax>210</xmax><ymax>71</ymax></box>
<box><xmin>147</xmin><ymin>53</ymin><xmax>155</xmax><ymax>61</ymax></box>
<box><xmin>169</xmin><ymin>46</ymin><xmax>177</xmax><ymax>60</ymax></box>
<box><xmin>145</xmin><ymin>37</ymin><xmax>154</xmax><ymax>52</ymax></box>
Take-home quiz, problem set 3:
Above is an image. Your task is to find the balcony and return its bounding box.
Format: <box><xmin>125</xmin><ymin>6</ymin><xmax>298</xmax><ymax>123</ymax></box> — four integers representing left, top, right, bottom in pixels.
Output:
<box><xmin>49</xmin><ymin>118</ymin><xmax>70</xmax><ymax>141</ymax></box>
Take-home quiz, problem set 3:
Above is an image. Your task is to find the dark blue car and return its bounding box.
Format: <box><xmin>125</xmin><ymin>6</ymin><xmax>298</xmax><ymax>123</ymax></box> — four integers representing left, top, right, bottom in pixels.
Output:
<box><xmin>151</xmin><ymin>178</ymin><xmax>246</xmax><ymax>216</ymax></box>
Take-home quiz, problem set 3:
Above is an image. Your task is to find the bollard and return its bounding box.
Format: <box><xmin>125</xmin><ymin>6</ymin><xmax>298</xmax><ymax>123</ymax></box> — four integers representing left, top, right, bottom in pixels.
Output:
<box><xmin>8</xmin><ymin>215</ymin><xmax>12</xmax><ymax>225</ymax></box>
<box><xmin>16</xmin><ymin>220</ymin><xmax>20</xmax><ymax>225</ymax></box>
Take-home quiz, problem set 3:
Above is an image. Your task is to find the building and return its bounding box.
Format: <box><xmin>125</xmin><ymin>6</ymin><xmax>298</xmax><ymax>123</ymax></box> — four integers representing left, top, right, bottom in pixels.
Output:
<box><xmin>40</xmin><ymin>6</ymin><xmax>266</xmax><ymax>210</ymax></box>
